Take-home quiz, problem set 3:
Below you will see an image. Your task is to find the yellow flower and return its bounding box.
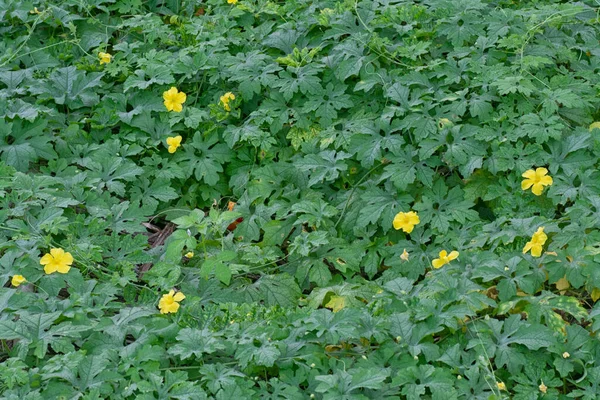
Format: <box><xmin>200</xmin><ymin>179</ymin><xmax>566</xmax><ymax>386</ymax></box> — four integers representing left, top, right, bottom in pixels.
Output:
<box><xmin>539</xmin><ymin>381</ymin><xmax>547</xmax><ymax>394</ymax></box>
<box><xmin>163</xmin><ymin>87</ymin><xmax>187</xmax><ymax>112</ymax></box>
<box><xmin>589</xmin><ymin>121</ymin><xmax>600</xmax><ymax>131</ymax></box>
<box><xmin>166</xmin><ymin>136</ymin><xmax>182</xmax><ymax>153</ymax></box>
<box><xmin>562</xmin><ymin>352</ymin><xmax>570</xmax><ymax>358</ymax></box>
<box><xmin>432</xmin><ymin>250</ymin><xmax>459</xmax><ymax>269</ymax></box>
<box><xmin>219</xmin><ymin>92</ymin><xmax>236</xmax><ymax>111</ymax></box>
<box><xmin>29</xmin><ymin>7</ymin><xmax>41</xmax><ymax>14</ymax></box>
<box><xmin>227</xmin><ymin>0</ymin><xmax>238</xmax><ymax>4</ymax></box>
<box><xmin>40</xmin><ymin>248</ymin><xmax>73</xmax><ymax>274</ymax></box>
<box><xmin>523</xmin><ymin>227</ymin><xmax>547</xmax><ymax>257</ymax></box>
<box><xmin>497</xmin><ymin>382</ymin><xmax>506</xmax><ymax>391</ymax></box>
<box><xmin>393</xmin><ymin>211</ymin><xmax>420</xmax><ymax>233</ymax></box>
<box><xmin>185</xmin><ymin>252</ymin><xmax>194</xmax><ymax>259</ymax></box>
<box><xmin>11</xmin><ymin>275</ymin><xmax>26</xmax><ymax>287</ymax></box>
<box><xmin>400</xmin><ymin>249</ymin><xmax>409</xmax><ymax>261</ymax></box>
<box><xmin>158</xmin><ymin>290</ymin><xmax>186</xmax><ymax>314</ymax></box>
<box><xmin>521</xmin><ymin>167</ymin><xmax>553</xmax><ymax>196</ymax></box>
<box><xmin>98</xmin><ymin>52</ymin><xmax>112</xmax><ymax>65</ymax></box>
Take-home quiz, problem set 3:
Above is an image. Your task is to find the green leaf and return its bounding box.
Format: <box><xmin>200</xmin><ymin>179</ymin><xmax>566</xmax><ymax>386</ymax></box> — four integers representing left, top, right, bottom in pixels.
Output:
<box><xmin>245</xmin><ymin>274</ymin><xmax>301</xmax><ymax>307</ymax></box>
<box><xmin>200</xmin><ymin>251</ymin><xmax>236</xmax><ymax>285</ymax></box>
<box><xmin>510</xmin><ymin>325</ymin><xmax>556</xmax><ymax>350</ymax></box>
<box><xmin>214</xmin><ymin>263</ymin><xmax>232</xmax><ymax>286</ymax></box>
<box><xmin>295</xmin><ymin>150</ymin><xmax>351</xmax><ymax>187</ymax></box>
<box><xmin>0</xmin><ymin>320</ymin><xmax>29</xmax><ymax>340</ymax></box>
<box><xmin>261</xmin><ymin>219</ymin><xmax>295</xmax><ymax>247</ymax></box>
<box><xmin>169</xmin><ymin>328</ymin><xmax>226</xmax><ymax>360</ymax></box>
<box><xmin>123</xmin><ymin>65</ymin><xmax>174</xmax><ymax>91</ymax></box>
<box><xmin>76</xmin><ymin>354</ymin><xmax>114</xmax><ymax>391</ymax></box>
<box><xmin>31</xmin><ymin>66</ymin><xmax>104</xmax><ymax>107</ymax></box>
<box><xmin>0</xmin><ymin>118</ymin><xmax>55</xmax><ymax>171</ymax></box>
<box><xmin>349</xmin><ymin>368</ymin><xmax>390</xmax><ymax>391</ymax></box>
<box><xmin>183</xmin><ymin>132</ymin><xmax>232</xmax><ymax>185</ymax></box>
<box><xmin>236</xmin><ymin>341</ymin><xmax>281</xmax><ymax>369</ymax></box>
<box><xmin>302</xmin><ymin>83</ymin><xmax>354</xmax><ymax>126</ymax></box>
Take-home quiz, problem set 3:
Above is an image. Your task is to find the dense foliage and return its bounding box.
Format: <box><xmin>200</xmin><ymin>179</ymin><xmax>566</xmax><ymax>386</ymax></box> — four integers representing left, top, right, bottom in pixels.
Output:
<box><xmin>2</xmin><ymin>0</ymin><xmax>600</xmax><ymax>398</ymax></box>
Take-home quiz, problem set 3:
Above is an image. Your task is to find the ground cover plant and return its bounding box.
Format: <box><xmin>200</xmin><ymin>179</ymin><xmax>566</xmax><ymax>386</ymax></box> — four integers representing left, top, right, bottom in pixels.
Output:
<box><xmin>2</xmin><ymin>0</ymin><xmax>600</xmax><ymax>398</ymax></box>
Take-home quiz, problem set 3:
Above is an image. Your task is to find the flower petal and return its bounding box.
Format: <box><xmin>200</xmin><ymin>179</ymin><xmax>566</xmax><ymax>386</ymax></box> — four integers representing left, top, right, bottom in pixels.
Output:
<box><xmin>56</xmin><ymin>264</ymin><xmax>71</xmax><ymax>274</ymax></box>
<box><xmin>173</xmin><ymin>292</ymin><xmax>186</xmax><ymax>301</ymax></box>
<box><xmin>522</xmin><ymin>169</ymin><xmax>536</xmax><ymax>179</ymax></box>
<box><xmin>11</xmin><ymin>275</ymin><xmax>26</xmax><ymax>287</ymax></box>
<box><xmin>50</xmin><ymin>248</ymin><xmax>64</xmax><ymax>258</ymax></box>
<box><xmin>439</xmin><ymin>250</ymin><xmax>448</xmax><ymax>258</ymax></box>
<box><xmin>535</xmin><ymin>167</ymin><xmax>548</xmax><ymax>177</ymax></box>
<box><xmin>408</xmin><ymin>213</ymin><xmax>420</xmax><ymax>225</ymax></box>
<box><xmin>534</xmin><ymin>231</ymin><xmax>547</xmax><ymax>245</ymax></box>
<box><xmin>392</xmin><ymin>213</ymin><xmax>404</xmax><ymax>230</ymax></box>
<box><xmin>44</xmin><ymin>263</ymin><xmax>57</xmax><ymax>274</ymax></box>
<box><xmin>447</xmin><ymin>251</ymin><xmax>459</xmax><ymax>261</ymax></box>
<box><xmin>62</xmin><ymin>252</ymin><xmax>74</xmax><ymax>265</ymax></box>
<box><xmin>531</xmin><ymin>183</ymin><xmax>544</xmax><ymax>196</ymax></box>
<box><xmin>432</xmin><ymin>258</ymin><xmax>445</xmax><ymax>269</ymax></box>
<box><xmin>521</xmin><ymin>179</ymin><xmax>534</xmax><ymax>190</ymax></box>
<box><xmin>539</xmin><ymin>175</ymin><xmax>553</xmax><ymax>186</ymax></box>
<box><xmin>531</xmin><ymin>244</ymin><xmax>542</xmax><ymax>257</ymax></box>
<box><xmin>40</xmin><ymin>254</ymin><xmax>53</xmax><ymax>265</ymax></box>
